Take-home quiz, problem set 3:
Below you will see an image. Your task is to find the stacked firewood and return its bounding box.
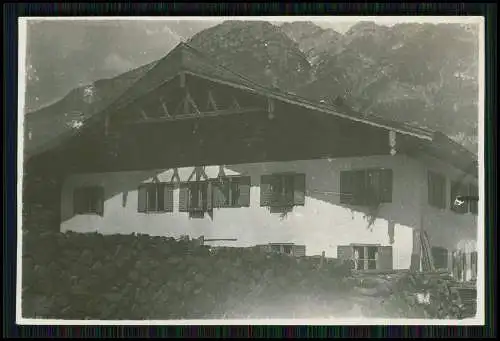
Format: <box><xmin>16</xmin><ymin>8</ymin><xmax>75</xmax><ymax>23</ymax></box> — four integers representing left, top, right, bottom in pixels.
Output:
<box><xmin>21</xmin><ymin>231</ymin><xmax>473</xmax><ymax>320</ymax></box>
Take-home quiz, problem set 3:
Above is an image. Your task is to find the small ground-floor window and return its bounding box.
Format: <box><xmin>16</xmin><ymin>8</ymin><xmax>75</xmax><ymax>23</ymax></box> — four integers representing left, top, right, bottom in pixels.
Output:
<box><xmin>337</xmin><ymin>244</ymin><xmax>393</xmax><ymax>270</ymax></box>
<box><xmin>73</xmin><ymin>186</ymin><xmax>104</xmax><ymax>216</ymax></box>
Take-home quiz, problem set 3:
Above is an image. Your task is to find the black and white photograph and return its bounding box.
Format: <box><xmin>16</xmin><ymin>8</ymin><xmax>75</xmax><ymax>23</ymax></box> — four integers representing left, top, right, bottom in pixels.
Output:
<box><xmin>17</xmin><ymin>16</ymin><xmax>484</xmax><ymax>325</ymax></box>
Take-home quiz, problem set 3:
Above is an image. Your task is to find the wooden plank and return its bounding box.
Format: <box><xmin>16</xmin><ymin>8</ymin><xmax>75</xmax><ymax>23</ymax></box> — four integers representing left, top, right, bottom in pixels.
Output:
<box><xmin>186</xmin><ymin>90</ymin><xmax>201</xmax><ymax>115</ymax></box>
<box><xmin>207</xmin><ymin>90</ymin><xmax>218</xmax><ymax>111</ymax></box>
<box><xmin>139</xmin><ymin>108</ymin><xmax>148</xmax><ymax>120</ymax></box>
<box><xmin>160</xmin><ymin>98</ymin><xmax>171</xmax><ymax>117</ymax></box>
<box><xmin>127</xmin><ymin>107</ymin><xmax>263</xmax><ymax>124</ymax></box>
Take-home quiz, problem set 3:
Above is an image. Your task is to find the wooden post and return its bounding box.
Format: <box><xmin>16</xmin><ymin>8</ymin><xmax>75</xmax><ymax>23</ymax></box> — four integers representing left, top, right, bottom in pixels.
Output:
<box><xmin>389</xmin><ymin>130</ymin><xmax>397</xmax><ymax>156</ymax></box>
<box><xmin>320</xmin><ymin>251</ymin><xmax>325</xmax><ymax>269</ymax></box>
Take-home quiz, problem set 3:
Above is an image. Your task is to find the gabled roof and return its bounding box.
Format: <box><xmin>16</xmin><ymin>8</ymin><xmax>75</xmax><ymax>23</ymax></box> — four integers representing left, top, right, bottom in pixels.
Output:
<box><xmin>82</xmin><ymin>42</ymin><xmax>437</xmax><ymax>141</ymax></box>
<box><xmin>24</xmin><ymin>42</ymin><xmax>478</xmax><ymax>178</ymax></box>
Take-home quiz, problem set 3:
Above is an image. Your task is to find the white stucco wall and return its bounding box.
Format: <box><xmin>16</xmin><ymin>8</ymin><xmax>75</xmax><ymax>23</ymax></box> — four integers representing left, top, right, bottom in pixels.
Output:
<box><xmin>59</xmin><ymin>154</ymin><xmax>477</xmax><ymax>270</ymax></box>
<box><xmin>413</xmin><ymin>154</ymin><xmax>479</xmax><ymax>279</ymax></box>
<box><xmin>415</xmin><ymin>153</ymin><xmax>478</xmax><ymax>253</ymax></box>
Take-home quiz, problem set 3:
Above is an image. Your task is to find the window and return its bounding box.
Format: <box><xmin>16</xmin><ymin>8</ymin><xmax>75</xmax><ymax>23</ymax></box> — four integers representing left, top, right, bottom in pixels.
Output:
<box><xmin>212</xmin><ymin>176</ymin><xmax>251</xmax><ymax>208</ymax></box>
<box><xmin>353</xmin><ymin>246</ymin><xmax>378</xmax><ymax>270</ymax></box>
<box><xmin>337</xmin><ymin>244</ymin><xmax>393</xmax><ymax>270</ymax></box>
<box><xmin>261</xmin><ymin>243</ymin><xmax>305</xmax><ymax>257</ymax></box>
<box><xmin>469</xmin><ymin>184</ymin><xmax>478</xmax><ymax>215</ymax></box>
<box><xmin>428</xmin><ymin>171</ymin><xmax>446</xmax><ymax>209</ymax></box>
<box><xmin>340</xmin><ymin>169</ymin><xmax>393</xmax><ymax>205</ymax></box>
<box><xmin>179</xmin><ymin>181</ymin><xmax>209</xmax><ymax>214</ymax></box>
<box><xmin>260</xmin><ymin>173</ymin><xmax>305</xmax><ymax>207</ymax></box>
<box><xmin>431</xmin><ymin>246</ymin><xmax>449</xmax><ymax>270</ymax></box>
<box><xmin>450</xmin><ymin>182</ymin><xmax>478</xmax><ymax>215</ymax></box>
<box><xmin>73</xmin><ymin>186</ymin><xmax>104</xmax><ymax>216</ymax></box>
<box><xmin>138</xmin><ymin>183</ymin><xmax>174</xmax><ymax>213</ymax></box>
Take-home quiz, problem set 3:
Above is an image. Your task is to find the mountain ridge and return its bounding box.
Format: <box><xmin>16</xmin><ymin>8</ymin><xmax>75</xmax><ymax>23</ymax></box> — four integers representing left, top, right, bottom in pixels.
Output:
<box><xmin>24</xmin><ymin>20</ymin><xmax>479</xmax><ymax>154</ymax></box>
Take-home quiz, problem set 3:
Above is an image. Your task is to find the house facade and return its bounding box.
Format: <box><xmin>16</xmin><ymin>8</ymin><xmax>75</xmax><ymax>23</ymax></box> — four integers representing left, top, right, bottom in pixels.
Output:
<box><xmin>24</xmin><ymin>43</ymin><xmax>479</xmax><ymax>279</ymax></box>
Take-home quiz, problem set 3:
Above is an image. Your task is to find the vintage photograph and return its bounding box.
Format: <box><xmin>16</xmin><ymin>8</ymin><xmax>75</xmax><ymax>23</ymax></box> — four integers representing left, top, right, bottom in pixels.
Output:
<box><xmin>18</xmin><ymin>16</ymin><xmax>483</xmax><ymax>324</ymax></box>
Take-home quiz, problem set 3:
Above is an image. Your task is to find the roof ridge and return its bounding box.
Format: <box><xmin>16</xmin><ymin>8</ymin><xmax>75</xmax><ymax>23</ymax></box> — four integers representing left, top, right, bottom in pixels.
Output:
<box><xmin>180</xmin><ymin>42</ymin><xmax>274</xmax><ymax>91</ymax></box>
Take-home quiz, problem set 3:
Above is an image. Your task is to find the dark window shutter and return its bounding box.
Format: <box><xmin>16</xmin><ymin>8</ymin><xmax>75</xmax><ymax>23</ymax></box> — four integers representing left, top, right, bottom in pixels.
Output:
<box><xmin>237</xmin><ymin>176</ymin><xmax>251</xmax><ymax>207</ymax></box>
<box><xmin>212</xmin><ymin>180</ymin><xmax>228</xmax><ymax>208</ymax></box>
<box><xmin>260</xmin><ymin>175</ymin><xmax>274</xmax><ymax>207</ymax></box>
<box><xmin>431</xmin><ymin>246</ymin><xmax>449</xmax><ymax>270</ymax></box>
<box><xmin>469</xmin><ymin>184</ymin><xmax>478</xmax><ymax>214</ymax></box>
<box><xmin>429</xmin><ymin>171</ymin><xmax>446</xmax><ymax>209</ymax></box>
<box><xmin>293</xmin><ymin>173</ymin><xmax>306</xmax><ymax>206</ymax></box>
<box><xmin>230</xmin><ymin>179</ymin><xmax>240</xmax><ymax>207</ymax></box>
<box><xmin>341</xmin><ymin>170</ymin><xmax>365</xmax><ymax>205</ymax></box>
<box><xmin>163</xmin><ymin>185</ymin><xmax>174</xmax><ymax>212</ymax></box>
<box><xmin>73</xmin><ymin>188</ymin><xmax>84</xmax><ymax>215</ymax></box>
<box><xmin>138</xmin><ymin>185</ymin><xmax>147</xmax><ymax>213</ymax></box>
<box><xmin>284</xmin><ymin>175</ymin><xmax>294</xmax><ymax>205</ymax></box>
<box><xmin>179</xmin><ymin>183</ymin><xmax>189</xmax><ymax>212</ymax></box>
<box><xmin>380</xmin><ymin>169</ymin><xmax>393</xmax><ymax>203</ymax></box>
<box><xmin>157</xmin><ymin>184</ymin><xmax>165</xmax><ymax>212</ymax></box>
<box><xmin>340</xmin><ymin>171</ymin><xmax>352</xmax><ymax>204</ymax></box>
<box><xmin>147</xmin><ymin>184</ymin><xmax>157</xmax><ymax>212</ymax></box>
<box><xmin>96</xmin><ymin>187</ymin><xmax>104</xmax><ymax>216</ymax></box>
<box><xmin>377</xmin><ymin>246</ymin><xmax>393</xmax><ymax>270</ymax></box>
<box><xmin>206</xmin><ymin>182</ymin><xmax>213</xmax><ymax>210</ymax></box>
<box><xmin>337</xmin><ymin>245</ymin><xmax>353</xmax><ymax>261</ymax></box>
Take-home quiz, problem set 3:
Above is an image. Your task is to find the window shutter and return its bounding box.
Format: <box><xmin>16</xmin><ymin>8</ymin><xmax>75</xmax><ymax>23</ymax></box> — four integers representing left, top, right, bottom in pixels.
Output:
<box><xmin>431</xmin><ymin>246</ymin><xmax>449</xmax><ymax>270</ymax></box>
<box><xmin>212</xmin><ymin>180</ymin><xmax>228</xmax><ymax>208</ymax></box>
<box><xmin>157</xmin><ymin>184</ymin><xmax>165</xmax><ymax>212</ymax></box>
<box><xmin>206</xmin><ymin>182</ymin><xmax>213</xmax><ymax>210</ymax></box>
<box><xmin>376</xmin><ymin>246</ymin><xmax>393</xmax><ymax>270</ymax></box>
<box><xmin>337</xmin><ymin>245</ymin><xmax>353</xmax><ymax>261</ymax></box>
<box><xmin>163</xmin><ymin>185</ymin><xmax>174</xmax><ymax>212</ymax></box>
<box><xmin>380</xmin><ymin>169</ymin><xmax>393</xmax><ymax>203</ymax></box>
<box><xmin>428</xmin><ymin>171</ymin><xmax>446</xmax><ymax>209</ymax></box>
<box><xmin>340</xmin><ymin>170</ymin><xmax>365</xmax><ymax>205</ymax></box>
<box><xmin>237</xmin><ymin>176</ymin><xmax>251</xmax><ymax>207</ymax></box>
<box><xmin>339</xmin><ymin>171</ymin><xmax>352</xmax><ymax>204</ymax></box>
<box><xmin>469</xmin><ymin>184</ymin><xmax>478</xmax><ymax>214</ymax></box>
<box><xmin>178</xmin><ymin>183</ymin><xmax>189</xmax><ymax>212</ymax></box>
<box><xmin>73</xmin><ymin>188</ymin><xmax>83</xmax><ymax>215</ymax></box>
<box><xmin>96</xmin><ymin>187</ymin><xmax>104</xmax><ymax>216</ymax></box>
<box><xmin>293</xmin><ymin>245</ymin><xmax>306</xmax><ymax>257</ymax></box>
<box><xmin>293</xmin><ymin>173</ymin><xmax>306</xmax><ymax>206</ymax></box>
<box><xmin>260</xmin><ymin>175</ymin><xmax>274</xmax><ymax>207</ymax></box>
<box><xmin>137</xmin><ymin>185</ymin><xmax>147</xmax><ymax>213</ymax></box>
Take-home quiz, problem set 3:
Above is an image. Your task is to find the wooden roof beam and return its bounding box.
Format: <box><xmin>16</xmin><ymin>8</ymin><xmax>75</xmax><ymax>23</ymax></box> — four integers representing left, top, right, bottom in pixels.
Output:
<box><xmin>160</xmin><ymin>97</ymin><xmax>171</xmax><ymax>118</ymax></box>
<box><xmin>207</xmin><ymin>90</ymin><xmax>218</xmax><ymax>111</ymax></box>
<box><xmin>185</xmin><ymin>90</ymin><xmax>201</xmax><ymax>116</ymax></box>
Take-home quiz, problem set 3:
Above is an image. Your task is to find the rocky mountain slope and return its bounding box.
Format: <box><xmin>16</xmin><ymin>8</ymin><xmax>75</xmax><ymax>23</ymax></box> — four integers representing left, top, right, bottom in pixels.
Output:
<box><xmin>25</xmin><ymin>20</ymin><xmax>479</xmax><ymax>154</ymax></box>
<box><xmin>282</xmin><ymin>21</ymin><xmax>479</xmax><ymax>153</ymax></box>
<box><xmin>280</xmin><ymin>21</ymin><xmax>343</xmax><ymax>66</ymax></box>
<box><xmin>187</xmin><ymin>21</ymin><xmax>312</xmax><ymax>92</ymax></box>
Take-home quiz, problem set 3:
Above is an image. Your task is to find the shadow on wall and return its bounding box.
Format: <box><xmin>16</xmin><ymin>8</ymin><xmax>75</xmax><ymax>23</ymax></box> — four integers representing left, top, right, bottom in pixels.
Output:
<box><xmin>226</xmin><ymin>162</ymin><xmax>420</xmax><ymax>230</ymax></box>
<box><xmin>61</xmin><ymin>162</ymin><xmax>419</xmax><ymax>238</ymax></box>
<box><xmin>61</xmin><ymin>168</ymin><xmax>176</xmax><ymax>223</ymax></box>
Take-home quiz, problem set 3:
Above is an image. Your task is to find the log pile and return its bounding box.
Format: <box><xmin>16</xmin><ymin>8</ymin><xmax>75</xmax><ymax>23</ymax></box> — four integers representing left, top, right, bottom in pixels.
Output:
<box><xmin>21</xmin><ymin>231</ymin><xmax>475</xmax><ymax>320</ymax></box>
